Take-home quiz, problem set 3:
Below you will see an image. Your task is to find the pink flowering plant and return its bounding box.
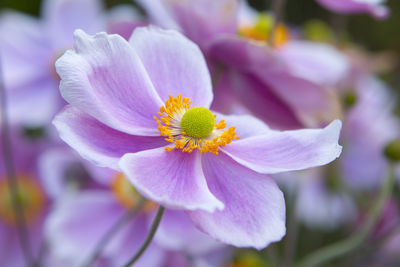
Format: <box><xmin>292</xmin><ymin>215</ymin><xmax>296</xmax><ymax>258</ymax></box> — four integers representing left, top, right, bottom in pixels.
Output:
<box><xmin>53</xmin><ymin>26</ymin><xmax>342</xmax><ymax>253</ymax></box>
<box><xmin>2</xmin><ymin>0</ymin><xmax>400</xmax><ymax>266</ymax></box>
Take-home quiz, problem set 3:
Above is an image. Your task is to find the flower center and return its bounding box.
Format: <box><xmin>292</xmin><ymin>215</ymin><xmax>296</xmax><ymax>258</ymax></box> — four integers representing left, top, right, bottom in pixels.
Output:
<box><xmin>0</xmin><ymin>174</ymin><xmax>45</xmax><ymax>226</ymax></box>
<box><xmin>238</xmin><ymin>14</ymin><xmax>290</xmax><ymax>47</ymax></box>
<box><xmin>111</xmin><ymin>173</ymin><xmax>157</xmax><ymax>212</ymax></box>
<box><xmin>180</xmin><ymin>107</ymin><xmax>215</xmax><ymax>138</ymax></box>
<box><xmin>154</xmin><ymin>95</ymin><xmax>240</xmax><ymax>154</ymax></box>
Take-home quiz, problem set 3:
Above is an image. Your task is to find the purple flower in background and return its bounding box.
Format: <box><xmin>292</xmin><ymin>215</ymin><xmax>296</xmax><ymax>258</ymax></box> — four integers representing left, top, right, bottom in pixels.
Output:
<box><xmin>53</xmin><ymin>26</ymin><xmax>342</xmax><ymax>248</ymax></box>
<box><xmin>294</xmin><ymin>169</ymin><xmax>357</xmax><ymax>230</ymax></box>
<box><xmin>38</xmin><ymin>146</ymin><xmax>115</xmax><ymax>199</ymax></box>
<box><xmin>315</xmin><ymin>0</ymin><xmax>389</xmax><ymax>19</ymax></box>
<box><xmin>0</xmin><ymin>0</ymin><xmax>137</xmax><ymax>127</ymax></box>
<box><xmin>46</xmin><ymin>173</ymin><xmax>229</xmax><ymax>266</ymax></box>
<box><xmin>0</xmin><ymin>130</ymin><xmax>51</xmax><ymax>266</ymax></box>
<box><xmin>135</xmin><ymin>0</ymin><xmax>238</xmax><ymax>50</ymax></box>
<box><xmin>340</xmin><ymin>76</ymin><xmax>400</xmax><ymax>190</ymax></box>
<box><xmin>46</xmin><ymin>173</ymin><xmax>164</xmax><ymax>266</ymax></box>
<box><xmin>137</xmin><ymin>0</ymin><xmax>348</xmax><ymax>129</ymax></box>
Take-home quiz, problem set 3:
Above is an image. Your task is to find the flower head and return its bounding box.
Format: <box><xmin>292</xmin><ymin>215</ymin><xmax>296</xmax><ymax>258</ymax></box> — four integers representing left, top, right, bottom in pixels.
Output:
<box><xmin>155</xmin><ymin>94</ymin><xmax>239</xmax><ymax>154</ymax></box>
<box><xmin>53</xmin><ymin>26</ymin><xmax>342</xmax><ymax>248</ymax></box>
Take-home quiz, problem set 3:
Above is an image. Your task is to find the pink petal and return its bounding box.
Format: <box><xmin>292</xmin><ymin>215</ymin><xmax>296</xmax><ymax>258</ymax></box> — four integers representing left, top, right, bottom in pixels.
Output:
<box><xmin>215</xmin><ymin>71</ymin><xmax>304</xmax><ymax>130</ymax></box>
<box><xmin>137</xmin><ymin>0</ymin><xmax>238</xmax><ymax>46</ymax></box>
<box><xmin>135</xmin><ymin>0</ymin><xmax>181</xmax><ymax>30</ymax></box>
<box><xmin>316</xmin><ymin>0</ymin><xmax>389</xmax><ymax>19</ymax></box>
<box><xmin>119</xmin><ymin>147</ymin><xmax>224</xmax><ymax>212</ymax></box>
<box><xmin>222</xmin><ymin>120</ymin><xmax>342</xmax><ymax>174</ymax></box>
<box><xmin>277</xmin><ymin>41</ymin><xmax>349</xmax><ymax>86</ymax></box>
<box><xmin>155</xmin><ymin>210</ymin><xmax>223</xmax><ymax>254</ymax></box>
<box><xmin>214</xmin><ymin>112</ymin><xmax>270</xmax><ymax>139</ymax></box>
<box><xmin>188</xmin><ymin>152</ymin><xmax>286</xmax><ymax>249</ymax></box>
<box><xmin>0</xmin><ymin>12</ymin><xmax>51</xmax><ymax>89</ymax></box>
<box><xmin>130</xmin><ymin>26</ymin><xmax>213</xmax><ymax>108</ymax></box>
<box><xmin>56</xmin><ymin>30</ymin><xmax>164</xmax><ymax>136</ymax></box>
<box><xmin>42</xmin><ymin>0</ymin><xmax>106</xmax><ymax>49</ymax></box>
<box><xmin>53</xmin><ymin>105</ymin><xmax>165</xmax><ymax>170</ymax></box>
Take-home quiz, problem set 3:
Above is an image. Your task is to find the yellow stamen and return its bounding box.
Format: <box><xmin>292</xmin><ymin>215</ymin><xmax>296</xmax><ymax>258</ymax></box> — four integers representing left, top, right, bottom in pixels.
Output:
<box><xmin>154</xmin><ymin>94</ymin><xmax>240</xmax><ymax>154</ymax></box>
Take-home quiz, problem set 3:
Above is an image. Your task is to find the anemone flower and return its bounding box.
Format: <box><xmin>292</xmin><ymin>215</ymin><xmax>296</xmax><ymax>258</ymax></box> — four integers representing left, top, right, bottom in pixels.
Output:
<box><xmin>53</xmin><ymin>27</ymin><xmax>342</xmax><ymax>249</ymax></box>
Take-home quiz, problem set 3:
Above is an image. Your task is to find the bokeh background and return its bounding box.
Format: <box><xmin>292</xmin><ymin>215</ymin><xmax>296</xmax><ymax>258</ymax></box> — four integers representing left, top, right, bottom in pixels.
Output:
<box><xmin>2</xmin><ymin>0</ymin><xmax>399</xmax><ymax>102</ymax></box>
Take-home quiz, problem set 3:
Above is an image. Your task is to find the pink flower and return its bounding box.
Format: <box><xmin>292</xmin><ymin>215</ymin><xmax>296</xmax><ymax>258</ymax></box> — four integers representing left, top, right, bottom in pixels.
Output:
<box><xmin>53</xmin><ymin>27</ymin><xmax>342</xmax><ymax>248</ymax></box>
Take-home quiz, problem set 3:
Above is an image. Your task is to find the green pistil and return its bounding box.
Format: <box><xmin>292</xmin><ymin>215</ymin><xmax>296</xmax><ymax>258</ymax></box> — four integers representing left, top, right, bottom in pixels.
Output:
<box><xmin>180</xmin><ymin>107</ymin><xmax>215</xmax><ymax>138</ymax></box>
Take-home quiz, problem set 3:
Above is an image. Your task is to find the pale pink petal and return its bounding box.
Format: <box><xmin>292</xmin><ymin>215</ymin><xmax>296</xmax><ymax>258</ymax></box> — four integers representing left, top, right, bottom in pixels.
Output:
<box><xmin>119</xmin><ymin>147</ymin><xmax>224</xmax><ymax>212</ymax></box>
<box><xmin>214</xmin><ymin>112</ymin><xmax>270</xmax><ymax>139</ymax></box>
<box><xmin>137</xmin><ymin>0</ymin><xmax>238</xmax><ymax>46</ymax></box>
<box><xmin>53</xmin><ymin>106</ymin><xmax>165</xmax><ymax>170</ymax></box>
<box><xmin>316</xmin><ymin>0</ymin><xmax>389</xmax><ymax>19</ymax></box>
<box><xmin>188</xmin><ymin>152</ymin><xmax>286</xmax><ymax>249</ymax></box>
<box><xmin>222</xmin><ymin>120</ymin><xmax>342</xmax><ymax>174</ymax></box>
<box><xmin>130</xmin><ymin>26</ymin><xmax>213</xmax><ymax>107</ymax></box>
<box><xmin>56</xmin><ymin>30</ymin><xmax>164</xmax><ymax>136</ymax></box>
<box><xmin>277</xmin><ymin>41</ymin><xmax>349</xmax><ymax>86</ymax></box>
<box><xmin>42</xmin><ymin>0</ymin><xmax>105</xmax><ymax>49</ymax></box>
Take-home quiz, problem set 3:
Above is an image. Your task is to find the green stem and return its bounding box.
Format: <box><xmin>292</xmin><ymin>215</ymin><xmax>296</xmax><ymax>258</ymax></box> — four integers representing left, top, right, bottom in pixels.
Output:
<box><xmin>296</xmin><ymin>164</ymin><xmax>396</xmax><ymax>267</ymax></box>
<box><xmin>123</xmin><ymin>206</ymin><xmax>165</xmax><ymax>267</ymax></box>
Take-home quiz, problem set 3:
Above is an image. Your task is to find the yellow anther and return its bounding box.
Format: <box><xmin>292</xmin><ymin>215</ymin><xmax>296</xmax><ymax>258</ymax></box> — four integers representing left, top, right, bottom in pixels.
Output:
<box><xmin>154</xmin><ymin>95</ymin><xmax>240</xmax><ymax>154</ymax></box>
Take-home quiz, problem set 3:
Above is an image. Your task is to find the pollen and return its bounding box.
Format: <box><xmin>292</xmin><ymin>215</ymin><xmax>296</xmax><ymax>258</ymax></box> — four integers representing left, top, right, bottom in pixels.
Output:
<box><xmin>154</xmin><ymin>94</ymin><xmax>240</xmax><ymax>154</ymax></box>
